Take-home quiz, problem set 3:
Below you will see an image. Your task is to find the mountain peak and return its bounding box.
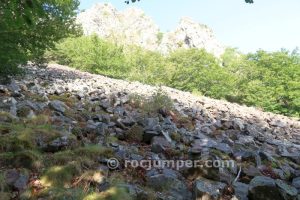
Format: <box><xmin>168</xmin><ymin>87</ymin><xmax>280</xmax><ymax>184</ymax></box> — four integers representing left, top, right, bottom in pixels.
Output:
<box><xmin>77</xmin><ymin>3</ymin><xmax>225</xmax><ymax>56</ymax></box>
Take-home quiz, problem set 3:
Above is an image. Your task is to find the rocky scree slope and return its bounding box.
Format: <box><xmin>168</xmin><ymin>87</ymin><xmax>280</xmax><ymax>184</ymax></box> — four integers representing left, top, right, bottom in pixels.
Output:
<box><xmin>77</xmin><ymin>3</ymin><xmax>225</xmax><ymax>57</ymax></box>
<box><xmin>0</xmin><ymin>64</ymin><xmax>299</xmax><ymax>200</ymax></box>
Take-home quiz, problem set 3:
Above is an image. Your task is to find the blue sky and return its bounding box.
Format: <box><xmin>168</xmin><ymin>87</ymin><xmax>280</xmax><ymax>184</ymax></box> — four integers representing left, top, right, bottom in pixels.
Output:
<box><xmin>79</xmin><ymin>0</ymin><xmax>300</xmax><ymax>53</ymax></box>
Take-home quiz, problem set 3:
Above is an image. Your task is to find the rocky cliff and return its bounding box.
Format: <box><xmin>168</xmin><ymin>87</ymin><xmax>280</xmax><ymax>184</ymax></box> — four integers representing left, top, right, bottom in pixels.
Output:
<box><xmin>77</xmin><ymin>3</ymin><xmax>225</xmax><ymax>57</ymax></box>
<box><xmin>0</xmin><ymin>64</ymin><xmax>299</xmax><ymax>199</ymax></box>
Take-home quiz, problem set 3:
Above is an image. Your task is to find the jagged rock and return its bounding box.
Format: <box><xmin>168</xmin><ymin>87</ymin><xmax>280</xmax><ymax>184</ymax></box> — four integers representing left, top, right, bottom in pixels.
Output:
<box><xmin>233</xmin><ymin>182</ymin><xmax>249</xmax><ymax>200</ymax></box>
<box><xmin>5</xmin><ymin>169</ymin><xmax>19</xmax><ymax>185</ymax></box>
<box><xmin>121</xmin><ymin>117</ymin><xmax>136</xmax><ymax>126</ymax></box>
<box><xmin>77</xmin><ymin>3</ymin><xmax>159</xmax><ymax>51</ymax></box>
<box><xmin>161</xmin><ymin>130</ymin><xmax>172</xmax><ymax>143</ymax></box>
<box><xmin>243</xmin><ymin>165</ymin><xmax>262</xmax><ymax>177</ymax></box>
<box><xmin>275</xmin><ymin>179</ymin><xmax>298</xmax><ymax>200</ymax></box>
<box><xmin>246</xmin><ymin>125</ymin><xmax>264</xmax><ymax>138</ymax></box>
<box><xmin>1</xmin><ymin>63</ymin><xmax>300</xmax><ymax>199</ymax></box>
<box><xmin>118</xmin><ymin>183</ymin><xmax>149</xmax><ymax>199</ymax></box>
<box><xmin>193</xmin><ymin>178</ymin><xmax>226</xmax><ymax>200</ymax></box>
<box><xmin>49</xmin><ymin>100</ymin><xmax>67</xmax><ymax>113</ymax></box>
<box><xmin>113</xmin><ymin>106</ymin><xmax>125</xmax><ymax>116</ymax></box>
<box><xmin>292</xmin><ymin>177</ymin><xmax>300</xmax><ymax>190</ymax></box>
<box><xmin>10</xmin><ymin>97</ymin><xmax>17</xmax><ymax>117</ymax></box>
<box><xmin>0</xmin><ymin>85</ymin><xmax>8</xmax><ymax>94</ymax></box>
<box><xmin>143</xmin><ymin>130</ymin><xmax>160</xmax><ymax>143</ymax></box>
<box><xmin>8</xmin><ymin>80</ymin><xmax>21</xmax><ymax>93</ymax></box>
<box><xmin>233</xmin><ymin>118</ymin><xmax>245</xmax><ymax>130</ymax></box>
<box><xmin>13</xmin><ymin>174</ymin><xmax>28</xmax><ymax>191</ymax></box>
<box><xmin>159</xmin><ymin>17</ymin><xmax>224</xmax><ymax>56</ymax></box>
<box><xmin>248</xmin><ymin>176</ymin><xmax>282</xmax><ymax>200</ymax></box>
<box><xmin>77</xmin><ymin>3</ymin><xmax>225</xmax><ymax>57</ymax></box>
<box><xmin>151</xmin><ymin>136</ymin><xmax>171</xmax><ymax>153</ymax></box>
<box><xmin>190</xmin><ymin>138</ymin><xmax>217</xmax><ymax>154</ymax></box>
<box><xmin>146</xmin><ymin>169</ymin><xmax>192</xmax><ymax>199</ymax></box>
<box><xmin>143</xmin><ymin>117</ymin><xmax>162</xmax><ymax>132</ymax></box>
<box><xmin>5</xmin><ymin>169</ymin><xmax>28</xmax><ymax>191</ymax></box>
<box><xmin>43</xmin><ymin>135</ymin><xmax>76</xmax><ymax>152</ymax></box>
<box><xmin>215</xmin><ymin>143</ymin><xmax>232</xmax><ymax>154</ymax></box>
<box><xmin>237</xmin><ymin>135</ymin><xmax>255</xmax><ymax>145</ymax></box>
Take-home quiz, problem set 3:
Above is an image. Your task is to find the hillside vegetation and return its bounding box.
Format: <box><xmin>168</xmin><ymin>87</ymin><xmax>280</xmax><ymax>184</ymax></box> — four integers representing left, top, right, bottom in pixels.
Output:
<box><xmin>49</xmin><ymin>35</ymin><xmax>300</xmax><ymax>117</ymax></box>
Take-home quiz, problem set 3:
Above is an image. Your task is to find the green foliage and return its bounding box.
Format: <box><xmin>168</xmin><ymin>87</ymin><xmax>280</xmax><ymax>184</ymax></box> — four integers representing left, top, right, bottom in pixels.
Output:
<box><xmin>168</xmin><ymin>48</ymin><xmax>238</xmax><ymax>99</ymax></box>
<box><xmin>49</xmin><ymin>35</ymin><xmax>300</xmax><ymax>117</ymax></box>
<box><xmin>53</xmin><ymin>35</ymin><xmax>128</xmax><ymax>78</ymax></box>
<box><xmin>125</xmin><ymin>124</ymin><xmax>144</xmax><ymax>142</ymax></box>
<box><xmin>0</xmin><ymin>0</ymin><xmax>81</xmax><ymax>76</ymax></box>
<box><xmin>242</xmin><ymin>50</ymin><xmax>300</xmax><ymax>116</ymax></box>
<box><xmin>129</xmin><ymin>87</ymin><xmax>174</xmax><ymax>113</ymax></box>
<box><xmin>41</xmin><ymin>163</ymin><xmax>82</xmax><ymax>187</ymax></box>
<box><xmin>125</xmin><ymin>46</ymin><xmax>171</xmax><ymax>84</ymax></box>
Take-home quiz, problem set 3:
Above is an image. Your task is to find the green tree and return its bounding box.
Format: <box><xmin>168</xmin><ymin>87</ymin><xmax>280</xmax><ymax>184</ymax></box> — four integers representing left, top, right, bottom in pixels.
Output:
<box><xmin>240</xmin><ymin>50</ymin><xmax>300</xmax><ymax>116</ymax></box>
<box><xmin>168</xmin><ymin>49</ymin><xmax>238</xmax><ymax>99</ymax></box>
<box><xmin>125</xmin><ymin>46</ymin><xmax>170</xmax><ymax>85</ymax></box>
<box><xmin>52</xmin><ymin>35</ymin><xmax>128</xmax><ymax>78</ymax></box>
<box><xmin>0</xmin><ymin>0</ymin><xmax>80</xmax><ymax>75</ymax></box>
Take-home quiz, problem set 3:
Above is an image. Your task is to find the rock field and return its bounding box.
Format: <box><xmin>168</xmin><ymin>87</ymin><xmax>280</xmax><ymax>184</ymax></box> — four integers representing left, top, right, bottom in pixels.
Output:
<box><xmin>0</xmin><ymin>63</ymin><xmax>299</xmax><ymax>200</ymax></box>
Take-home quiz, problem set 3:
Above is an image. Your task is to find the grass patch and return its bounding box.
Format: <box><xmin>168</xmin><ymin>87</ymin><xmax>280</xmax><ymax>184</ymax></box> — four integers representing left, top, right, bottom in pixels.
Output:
<box><xmin>41</xmin><ymin>163</ymin><xmax>82</xmax><ymax>187</ymax></box>
<box><xmin>210</xmin><ymin>149</ymin><xmax>231</xmax><ymax>160</ymax></box>
<box><xmin>83</xmin><ymin>187</ymin><xmax>132</xmax><ymax>200</ymax></box>
<box><xmin>0</xmin><ymin>111</ymin><xmax>15</xmax><ymax>123</ymax></box>
<box><xmin>129</xmin><ymin>87</ymin><xmax>174</xmax><ymax>114</ymax></box>
<box><xmin>35</xmin><ymin>187</ymin><xmax>86</xmax><ymax>200</ymax></box>
<box><xmin>0</xmin><ymin>122</ymin><xmax>64</xmax><ymax>152</ymax></box>
<box><xmin>125</xmin><ymin>125</ymin><xmax>144</xmax><ymax>142</ymax></box>
<box><xmin>0</xmin><ymin>150</ymin><xmax>43</xmax><ymax>170</ymax></box>
<box><xmin>47</xmin><ymin>145</ymin><xmax>114</xmax><ymax>167</ymax></box>
<box><xmin>23</xmin><ymin>91</ymin><xmax>48</xmax><ymax>102</ymax></box>
<box><xmin>49</xmin><ymin>93</ymin><xmax>77</xmax><ymax>107</ymax></box>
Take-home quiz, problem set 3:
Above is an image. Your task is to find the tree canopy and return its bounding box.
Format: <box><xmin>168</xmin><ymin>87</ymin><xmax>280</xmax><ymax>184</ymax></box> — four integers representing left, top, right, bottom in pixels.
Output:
<box><xmin>0</xmin><ymin>0</ymin><xmax>80</xmax><ymax>75</ymax></box>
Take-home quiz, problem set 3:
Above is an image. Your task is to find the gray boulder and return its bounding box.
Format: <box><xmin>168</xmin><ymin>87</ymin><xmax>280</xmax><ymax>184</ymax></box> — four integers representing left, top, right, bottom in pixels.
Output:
<box><xmin>248</xmin><ymin>176</ymin><xmax>282</xmax><ymax>200</ymax></box>
<box><xmin>292</xmin><ymin>177</ymin><xmax>300</xmax><ymax>190</ymax></box>
<box><xmin>14</xmin><ymin>174</ymin><xmax>29</xmax><ymax>191</ymax></box>
<box><xmin>233</xmin><ymin>182</ymin><xmax>249</xmax><ymax>200</ymax></box>
<box><xmin>5</xmin><ymin>169</ymin><xmax>28</xmax><ymax>191</ymax></box>
<box><xmin>143</xmin><ymin>130</ymin><xmax>160</xmax><ymax>143</ymax></box>
<box><xmin>151</xmin><ymin>136</ymin><xmax>171</xmax><ymax>153</ymax></box>
<box><xmin>143</xmin><ymin>117</ymin><xmax>162</xmax><ymax>132</ymax></box>
<box><xmin>193</xmin><ymin>178</ymin><xmax>226</xmax><ymax>200</ymax></box>
<box><xmin>275</xmin><ymin>179</ymin><xmax>298</xmax><ymax>200</ymax></box>
<box><xmin>49</xmin><ymin>100</ymin><xmax>67</xmax><ymax>113</ymax></box>
<box><xmin>146</xmin><ymin>169</ymin><xmax>192</xmax><ymax>200</ymax></box>
<box><xmin>189</xmin><ymin>138</ymin><xmax>217</xmax><ymax>154</ymax></box>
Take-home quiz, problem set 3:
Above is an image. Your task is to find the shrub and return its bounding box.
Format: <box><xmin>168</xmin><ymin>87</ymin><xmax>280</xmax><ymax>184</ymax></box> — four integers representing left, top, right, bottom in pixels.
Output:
<box><xmin>129</xmin><ymin>87</ymin><xmax>174</xmax><ymax>114</ymax></box>
<box><xmin>52</xmin><ymin>35</ymin><xmax>128</xmax><ymax>78</ymax></box>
